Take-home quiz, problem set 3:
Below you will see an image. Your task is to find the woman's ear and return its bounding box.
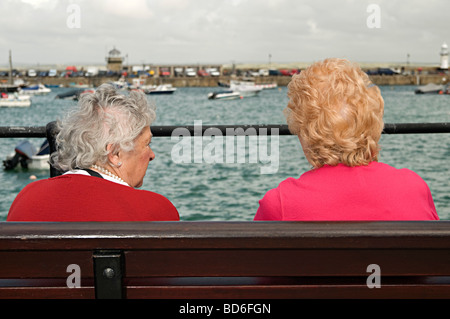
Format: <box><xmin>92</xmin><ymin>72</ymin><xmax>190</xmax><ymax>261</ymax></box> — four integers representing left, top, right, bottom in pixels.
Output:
<box><xmin>106</xmin><ymin>143</ymin><xmax>120</xmax><ymax>166</ymax></box>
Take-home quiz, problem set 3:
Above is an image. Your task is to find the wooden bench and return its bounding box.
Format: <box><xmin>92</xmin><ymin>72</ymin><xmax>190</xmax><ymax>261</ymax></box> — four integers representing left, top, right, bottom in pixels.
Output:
<box><xmin>1</xmin><ymin>221</ymin><xmax>450</xmax><ymax>299</ymax></box>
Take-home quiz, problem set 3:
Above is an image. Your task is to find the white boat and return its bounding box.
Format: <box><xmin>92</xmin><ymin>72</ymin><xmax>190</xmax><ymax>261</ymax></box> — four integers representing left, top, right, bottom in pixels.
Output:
<box><xmin>110</xmin><ymin>77</ymin><xmax>129</xmax><ymax>90</ymax></box>
<box><xmin>0</xmin><ymin>94</ymin><xmax>31</xmax><ymax>107</ymax></box>
<box><xmin>69</xmin><ymin>83</ymin><xmax>90</xmax><ymax>88</ymax></box>
<box><xmin>230</xmin><ymin>80</ymin><xmax>277</xmax><ymax>91</ymax></box>
<box><xmin>208</xmin><ymin>90</ymin><xmax>242</xmax><ymax>100</ymax></box>
<box><xmin>144</xmin><ymin>84</ymin><xmax>177</xmax><ymax>95</ymax></box>
<box><xmin>3</xmin><ymin>140</ymin><xmax>50</xmax><ymax>171</ymax></box>
<box><xmin>415</xmin><ymin>83</ymin><xmax>450</xmax><ymax>94</ymax></box>
<box><xmin>230</xmin><ymin>81</ymin><xmax>262</xmax><ymax>97</ymax></box>
<box><xmin>19</xmin><ymin>83</ymin><xmax>51</xmax><ymax>95</ymax></box>
<box><xmin>129</xmin><ymin>78</ymin><xmax>147</xmax><ymax>90</ymax></box>
<box><xmin>256</xmin><ymin>82</ymin><xmax>278</xmax><ymax>90</ymax></box>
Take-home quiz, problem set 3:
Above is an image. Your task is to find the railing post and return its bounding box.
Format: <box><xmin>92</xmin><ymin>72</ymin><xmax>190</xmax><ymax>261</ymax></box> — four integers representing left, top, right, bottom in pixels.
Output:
<box><xmin>45</xmin><ymin>121</ymin><xmax>63</xmax><ymax>177</ymax></box>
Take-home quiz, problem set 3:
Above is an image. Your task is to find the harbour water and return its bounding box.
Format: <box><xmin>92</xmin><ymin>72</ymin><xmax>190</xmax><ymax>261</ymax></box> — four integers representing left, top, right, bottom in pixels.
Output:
<box><xmin>0</xmin><ymin>85</ymin><xmax>449</xmax><ymax>221</ymax></box>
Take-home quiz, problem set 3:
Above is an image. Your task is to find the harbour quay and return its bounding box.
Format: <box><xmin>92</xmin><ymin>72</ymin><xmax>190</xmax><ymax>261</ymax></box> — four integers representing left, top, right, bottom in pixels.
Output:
<box><xmin>1</xmin><ymin>71</ymin><xmax>448</xmax><ymax>88</ymax></box>
<box><xmin>1</xmin><ymin>61</ymin><xmax>448</xmax><ymax>88</ymax></box>
<box><xmin>2</xmin><ymin>44</ymin><xmax>448</xmax><ymax>88</ymax></box>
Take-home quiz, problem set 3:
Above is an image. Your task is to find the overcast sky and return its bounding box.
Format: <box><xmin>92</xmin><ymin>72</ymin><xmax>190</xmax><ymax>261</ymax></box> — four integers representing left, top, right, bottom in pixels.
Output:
<box><xmin>1</xmin><ymin>0</ymin><xmax>449</xmax><ymax>67</ymax></box>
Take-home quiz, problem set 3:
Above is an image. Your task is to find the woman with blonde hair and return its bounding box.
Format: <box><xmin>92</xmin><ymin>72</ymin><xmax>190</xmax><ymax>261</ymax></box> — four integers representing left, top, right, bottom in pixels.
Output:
<box><xmin>254</xmin><ymin>58</ymin><xmax>438</xmax><ymax>221</ymax></box>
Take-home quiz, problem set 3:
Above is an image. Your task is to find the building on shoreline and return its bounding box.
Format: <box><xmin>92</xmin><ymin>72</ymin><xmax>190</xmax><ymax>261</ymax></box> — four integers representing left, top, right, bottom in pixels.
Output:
<box><xmin>106</xmin><ymin>47</ymin><xmax>123</xmax><ymax>72</ymax></box>
<box><xmin>440</xmin><ymin>42</ymin><xmax>449</xmax><ymax>70</ymax></box>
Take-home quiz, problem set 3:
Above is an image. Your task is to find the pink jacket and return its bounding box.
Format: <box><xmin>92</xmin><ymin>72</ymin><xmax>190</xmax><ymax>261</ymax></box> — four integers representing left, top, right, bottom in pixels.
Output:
<box><xmin>254</xmin><ymin>162</ymin><xmax>438</xmax><ymax>221</ymax></box>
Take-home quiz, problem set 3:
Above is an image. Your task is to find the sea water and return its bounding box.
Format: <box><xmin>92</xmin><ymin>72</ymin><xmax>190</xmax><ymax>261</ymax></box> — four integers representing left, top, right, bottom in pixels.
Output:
<box><xmin>0</xmin><ymin>85</ymin><xmax>448</xmax><ymax>221</ymax></box>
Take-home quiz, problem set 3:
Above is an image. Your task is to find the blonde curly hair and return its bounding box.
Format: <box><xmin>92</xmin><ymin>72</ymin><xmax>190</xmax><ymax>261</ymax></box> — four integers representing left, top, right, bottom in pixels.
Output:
<box><xmin>284</xmin><ymin>58</ymin><xmax>384</xmax><ymax>168</ymax></box>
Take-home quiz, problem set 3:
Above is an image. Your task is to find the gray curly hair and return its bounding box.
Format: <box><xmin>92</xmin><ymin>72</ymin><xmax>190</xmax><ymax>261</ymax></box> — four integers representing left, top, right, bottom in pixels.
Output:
<box><xmin>50</xmin><ymin>83</ymin><xmax>156</xmax><ymax>171</ymax></box>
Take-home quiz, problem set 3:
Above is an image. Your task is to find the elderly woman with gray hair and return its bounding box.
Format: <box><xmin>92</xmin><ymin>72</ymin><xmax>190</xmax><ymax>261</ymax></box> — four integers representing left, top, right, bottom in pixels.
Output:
<box><xmin>8</xmin><ymin>83</ymin><xmax>179</xmax><ymax>221</ymax></box>
<box><xmin>255</xmin><ymin>58</ymin><xmax>438</xmax><ymax>221</ymax></box>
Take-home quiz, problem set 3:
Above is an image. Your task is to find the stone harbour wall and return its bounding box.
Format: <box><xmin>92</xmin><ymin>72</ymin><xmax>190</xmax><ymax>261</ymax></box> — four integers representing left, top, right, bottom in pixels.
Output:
<box><xmin>2</xmin><ymin>73</ymin><xmax>449</xmax><ymax>88</ymax></box>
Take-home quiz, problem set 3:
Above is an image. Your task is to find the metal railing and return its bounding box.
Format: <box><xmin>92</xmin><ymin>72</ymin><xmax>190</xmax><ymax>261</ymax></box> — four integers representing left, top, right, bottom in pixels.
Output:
<box><xmin>0</xmin><ymin>122</ymin><xmax>449</xmax><ymax>138</ymax></box>
<box><xmin>1</xmin><ymin>121</ymin><xmax>449</xmax><ymax>178</ymax></box>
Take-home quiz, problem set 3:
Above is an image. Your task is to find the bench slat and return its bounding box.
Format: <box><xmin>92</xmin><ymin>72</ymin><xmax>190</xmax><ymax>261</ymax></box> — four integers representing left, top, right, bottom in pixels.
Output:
<box><xmin>124</xmin><ymin>284</ymin><xmax>450</xmax><ymax>299</ymax></box>
<box><xmin>1</xmin><ymin>221</ymin><xmax>450</xmax><ymax>299</ymax></box>
<box><xmin>125</xmin><ymin>249</ymin><xmax>450</xmax><ymax>277</ymax></box>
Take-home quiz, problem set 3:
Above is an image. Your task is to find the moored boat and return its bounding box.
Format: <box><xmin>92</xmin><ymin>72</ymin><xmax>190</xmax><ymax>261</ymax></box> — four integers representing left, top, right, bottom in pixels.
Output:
<box><xmin>0</xmin><ymin>93</ymin><xmax>31</xmax><ymax>107</ymax></box>
<box><xmin>415</xmin><ymin>83</ymin><xmax>450</xmax><ymax>94</ymax></box>
<box><xmin>55</xmin><ymin>88</ymin><xmax>94</xmax><ymax>100</ymax></box>
<box><xmin>208</xmin><ymin>90</ymin><xmax>242</xmax><ymax>100</ymax></box>
<box><xmin>256</xmin><ymin>82</ymin><xmax>278</xmax><ymax>90</ymax></box>
<box><xmin>19</xmin><ymin>83</ymin><xmax>51</xmax><ymax>95</ymax></box>
<box><xmin>230</xmin><ymin>81</ymin><xmax>262</xmax><ymax>97</ymax></box>
<box><xmin>0</xmin><ymin>84</ymin><xmax>20</xmax><ymax>93</ymax></box>
<box><xmin>144</xmin><ymin>84</ymin><xmax>177</xmax><ymax>95</ymax></box>
<box><xmin>3</xmin><ymin>140</ymin><xmax>50</xmax><ymax>171</ymax></box>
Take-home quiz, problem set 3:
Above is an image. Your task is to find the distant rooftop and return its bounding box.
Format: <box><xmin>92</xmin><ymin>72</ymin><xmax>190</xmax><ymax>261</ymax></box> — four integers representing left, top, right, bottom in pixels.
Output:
<box><xmin>108</xmin><ymin>47</ymin><xmax>121</xmax><ymax>57</ymax></box>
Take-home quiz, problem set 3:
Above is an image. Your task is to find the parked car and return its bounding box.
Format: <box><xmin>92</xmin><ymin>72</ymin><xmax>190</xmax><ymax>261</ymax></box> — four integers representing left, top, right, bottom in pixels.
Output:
<box><xmin>60</xmin><ymin>71</ymin><xmax>71</xmax><ymax>77</ymax></box>
<box><xmin>247</xmin><ymin>71</ymin><xmax>260</xmax><ymax>77</ymax></box>
<box><xmin>71</xmin><ymin>71</ymin><xmax>84</xmax><ymax>77</ymax></box>
<box><xmin>378</xmin><ymin>68</ymin><xmax>397</xmax><ymax>75</ymax></box>
<box><xmin>259</xmin><ymin>69</ymin><xmax>269</xmax><ymax>76</ymax></box>
<box><xmin>197</xmin><ymin>69</ymin><xmax>209</xmax><ymax>77</ymax></box>
<box><xmin>85</xmin><ymin>67</ymin><xmax>99</xmax><ymax>77</ymax></box>
<box><xmin>27</xmin><ymin>69</ymin><xmax>37</xmax><ymax>77</ymax></box>
<box><xmin>12</xmin><ymin>69</ymin><xmax>22</xmax><ymax>77</ymax></box>
<box><xmin>48</xmin><ymin>69</ymin><xmax>58</xmax><ymax>77</ymax></box>
<box><xmin>185</xmin><ymin>68</ymin><xmax>196</xmax><ymax>77</ymax></box>
<box><xmin>269</xmin><ymin>69</ymin><xmax>281</xmax><ymax>76</ymax></box>
<box><xmin>174</xmin><ymin>67</ymin><xmax>184</xmax><ymax>77</ymax></box>
<box><xmin>366</xmin><ymin>68</ymin><xmax>399</xmax><ymax>76</ymax></box>
<box><xmin>207</xmin><ymin>68</ymin><xmax>220</xmax><ymax>76</ymax></box>
<box><xmin>159</xmin><ymin>67</ymin><xmax>171</xmax><ymax>77</ymax></box>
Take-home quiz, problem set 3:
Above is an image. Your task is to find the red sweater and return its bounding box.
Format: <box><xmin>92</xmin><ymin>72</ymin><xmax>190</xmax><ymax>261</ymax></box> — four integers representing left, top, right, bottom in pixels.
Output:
<box><xmin>7</xmin><ymin>174</ymin><xmax>179</xmax><ymax>221</ymax></box>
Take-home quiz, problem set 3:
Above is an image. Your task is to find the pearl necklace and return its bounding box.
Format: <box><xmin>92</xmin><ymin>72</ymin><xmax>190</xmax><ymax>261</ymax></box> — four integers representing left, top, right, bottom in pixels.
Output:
<box><xmin>91</xmin><ymin>164</ymin><xmax>126</xmax><ymax>184</ymax></box>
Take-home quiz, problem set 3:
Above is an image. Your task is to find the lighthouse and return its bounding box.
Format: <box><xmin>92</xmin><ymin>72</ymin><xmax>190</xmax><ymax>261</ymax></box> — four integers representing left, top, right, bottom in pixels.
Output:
<box><xmin>106</xmin><ymin>47</ymin><xmax>123</xmax><ymax>72</ymax></box>
<box><xmin>440</xmin><ymin>42</ymin><xmax>448</xmax><ymax>70</ymax></box>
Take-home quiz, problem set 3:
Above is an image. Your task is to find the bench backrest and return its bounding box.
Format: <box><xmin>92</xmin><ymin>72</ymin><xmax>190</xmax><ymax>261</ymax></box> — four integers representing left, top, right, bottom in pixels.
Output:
<box><xmin>1</xmin><ymin>221</ymin><xmax>450</xmax><ymax>299</ymax></box>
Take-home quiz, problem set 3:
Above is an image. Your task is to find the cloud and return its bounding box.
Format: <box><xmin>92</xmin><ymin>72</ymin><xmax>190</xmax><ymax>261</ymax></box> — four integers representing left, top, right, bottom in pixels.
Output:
<box><xmin>92</xmin><ymin>0</ymin><xmax>154</xmax><ymax>19</ymax></box>
<box><xmin>0</xmin><ymin>0</ymin><xmax>449</xmax><ymax>66</ymax></box>
<box><xmin>20</xmin><ymin>0</ymin><xmax>58</xmax><ymax>10</ymax></box>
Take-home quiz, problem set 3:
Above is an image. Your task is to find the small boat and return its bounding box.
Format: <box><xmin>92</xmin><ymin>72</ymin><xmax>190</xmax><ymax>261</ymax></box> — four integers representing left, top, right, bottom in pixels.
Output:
<box><xmin>55</xmin><ymin>88</ymin><xmax>93</xmax><ymax>100</ymax></box>
<box><xmin>0</xmin><ymin>84</ymin><xmax>20</xmax><ymax>93</ymax></box>
<box><xmin>69</xmin><ymin>82</ymin><xmax>90</xmax><ymax>88</ymax></box>
<box><xmin>0</xmin><ymin>93</ymin><xmax>31</xmax><ymax>107</ymax></box>
<box><xmin>230</xmin><ymin>81</ymin><xmax>262</xmax><ymax>97</ymax></box>
<box><xmin>144</xmin><ymin>84</ymin><xmax>176</xmax><ymax>95</ymax></box>
<box><xmin>228</xmin><ymin>80</ymin><xmax>277</xmax><ymax>91</ymax></box>
<box><xmin>415</xmin><ymin>83</ymin><xmax>450</xmax><ymax>94</ymax></box>
<box><xmin>110</xmin><ymin>78</ymin><xmax>129</xmax><ymax>90</ymax></box>
<box><xmin>129</xmin><ymin>78</ymin><xmax>147</xmax><ymax>90</ymax></box>
<box><xmin>19</xmin><ymin>83</ymin><xmax>51</xmax><ymax>95</ymax></box>
<box><xmin>208</xmin><ymin>90</ymin><xmax>242</xmax><ymax>100</ymax></box>
<box><xmin>218</xmin><ymin>81</ymin><xmax>230</xmax><ymax>88</ymax></box>
<box><xmin>256</xmin><ymin>82</ymin><xmax>278</xmax><ymax>90</ymax></box>
<box><xmin>3</xmin><ymin>140</ymin><xmax>50</xmax><ymax>171</ymax></box>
